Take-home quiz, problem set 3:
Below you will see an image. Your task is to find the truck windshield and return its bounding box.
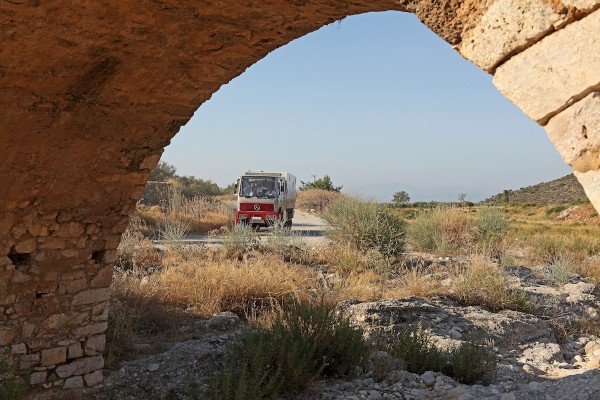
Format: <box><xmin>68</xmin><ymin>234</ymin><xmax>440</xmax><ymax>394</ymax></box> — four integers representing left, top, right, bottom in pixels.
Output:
<box><xmin>240</xmin><ymin>176</ymin><xmax>277</xmax><ymax>199</ymax></box>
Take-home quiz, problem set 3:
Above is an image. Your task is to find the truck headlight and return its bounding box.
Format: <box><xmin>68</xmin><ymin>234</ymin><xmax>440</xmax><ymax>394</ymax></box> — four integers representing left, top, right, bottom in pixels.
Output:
<box><xmin>238</xmin><ymin>214</ymin><xmax>247</xmax><ymax>219</ymax></box>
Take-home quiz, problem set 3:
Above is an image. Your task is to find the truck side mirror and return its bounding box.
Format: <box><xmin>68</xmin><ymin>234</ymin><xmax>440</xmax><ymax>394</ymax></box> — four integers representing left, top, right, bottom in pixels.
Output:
<box><xmin>280</xmin><ymin>183</ymin><xmax>285</xmax><ymax>192</ymax></box>
<box><xmin>234</xmin><ymin>179</ymin><xmax>240</xmax><ymax>195</ymax></box>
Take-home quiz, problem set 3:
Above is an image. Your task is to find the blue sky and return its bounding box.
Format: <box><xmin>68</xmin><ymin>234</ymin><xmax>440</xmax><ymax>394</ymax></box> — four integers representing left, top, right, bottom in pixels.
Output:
<box><xmin>161</xmin><ymin>11</ymin><xmax>571</xmax><ymax>202</ymax></box>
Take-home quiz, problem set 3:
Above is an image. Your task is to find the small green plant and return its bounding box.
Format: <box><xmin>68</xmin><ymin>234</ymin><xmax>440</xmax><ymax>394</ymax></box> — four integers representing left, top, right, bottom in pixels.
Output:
<box><xmin>475</xmin><ymin>207</ymin><xmax>508</xmax><ymax>257</ymax></box>
<box><xmin>385</xmin><ymin>324</ymin><xmax>496</xmax><ymax>384</ymax></box>
<box><xmin>386</xmin><ymin>322</ymin><xmax>446</xmax><ymax>374</ymax></box>
<box><xmin>323</xmin><ymin>196</ymin><xmax>405</xmax><ymax>259</ymax></box>
<box><xmin>0</xmin><ymin>355</ymin><xmax>27</xmax><ymax>400</ymax></box>
<box><xmin>544</xmin><ymin>255</ymin><xmax>578</xmax><ymax>286</ymax></box>
<box><xmin>204</xmin><ymin>301</ymin><xmax>368</xmax><ymax>399</ymax></box>
<box><xmin>447</xmin><ymin>334</ymin><xmax>497</xmax><ymax>384</ymax></box>
<box><xmin>221</xmin><ymin>223</ymin><xmax>259</xmax><ymax>256</ymax></box>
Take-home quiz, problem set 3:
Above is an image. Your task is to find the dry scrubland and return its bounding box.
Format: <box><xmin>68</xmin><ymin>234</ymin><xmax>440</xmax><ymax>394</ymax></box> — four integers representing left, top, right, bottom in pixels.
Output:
<box><xmin>8</xmin><ymin>191</ymin><xmax>600</xmax><ymax>399</ymax></box>
<box><xmin>71</xmin><ymin>189</ymin><xmax>600</xmax><ymax>399</ymax></box>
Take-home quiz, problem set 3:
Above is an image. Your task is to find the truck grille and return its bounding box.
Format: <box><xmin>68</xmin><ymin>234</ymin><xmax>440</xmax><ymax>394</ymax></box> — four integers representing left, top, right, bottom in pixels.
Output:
<box><xmin>239</xmin><ymin>203</ymin><xmax>275</xmax><ymax>212</ymax></box>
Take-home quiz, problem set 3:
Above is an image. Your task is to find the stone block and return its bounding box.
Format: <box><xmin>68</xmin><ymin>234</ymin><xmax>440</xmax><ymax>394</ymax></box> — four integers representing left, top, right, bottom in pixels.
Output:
<box><xmin>55</xmin><ymin>222</ymin><xmax>85</xmax><ymax>238</ymax></box>
<box><xmin>20</xmin><ymin>353</ymin><xmax>40</xmax><ymax>370</ymax></box>
<box><xmin>55</xmin><ymin>355</ymin><xmax>104</xmax><ymax>378</ymax></box>
<box><xmin>68</xmin><ymin>342</ymin><xmax>84</xmax><ymax>359</ymax></box>
<box><xmin>14</xmin><ymin>237</ymin><xmax>37</xmax><ymax>253</ymax></box>
<box><xmin>84</xmin><ymin>370</ymin><xmax>104</xmax><ymax>387</ymax></box>
<box><xmin>21</xmin><ymin>322</ymin><xmax>35</xmax><ymax>340</ymax></box>
<box><xmin>575</xmin><ymin>170</ymin><xmax>600</xmax><ymax>212</ymax></box>
<box><xmin>91</xmin><ymin>301</ymin><xmax>109</xmax><ymax>322</ymax></box>
<box><xmin>84</xmin><ymin>334</ymin><xmax>106</xmax><ymax>356</ymax></box>
<box><xmin>11</xmin><ymin>343</ymin><xmax>27</xmax><ymax>354</ymax></box>
<box><xmin>41</xmin><ymin>347</ymin><xmax>67</xmax><ymax>366</ymax></box>
<box><xmin>546</xmin><ymin>92</ymin><xmax>600</xmax><ymax>171</ymax></box>
<box><xmin>63</xmin><ymin>375</ymin><xmax>84</xmax><ymax>389</ymax></box>
<box><xmin>90</xmin><ymin>266</ymin><xmax>113</xmax><ymax>288</ymax></box>
<box><xmin>39</xmin><ymin>237</ymin><xmax>66</xmax><ymax>250</ymax></box>
<box><xmin>460</xmin><ymin>0</ymin><xmax>559</xmax><ymax>71</ymax></box>
<box><xmin>494</xmin><ymin>10</ymin><xmax>600</xmax><ymax>124</ymax></box>
<box><xmin>74</xmin><ymin>322</ymin><xmax>108</xmax><ymax>337</ymax></box>
<box><xmin>0</xmin><ymin>327</ymin><xmax>17</xmax><ymax>345</ymax></box>
<box><xmin>71</xmin><ymin>288</ymin><xmax>111</xmax><ymax>306</ymax></box>
<box><xmin>11</xmin><ymin>270</ymin><xmax>31</xmax><ymax>283</ymax></box>
<box><xmin>58</xmin><ymin>278</ymin><xmax>87</xmax><ymax>295</ymax></box>
<box><xmin>30</xmin><ymin>371</ymin><xmax>48</xmax><ymax>385</ymax></box>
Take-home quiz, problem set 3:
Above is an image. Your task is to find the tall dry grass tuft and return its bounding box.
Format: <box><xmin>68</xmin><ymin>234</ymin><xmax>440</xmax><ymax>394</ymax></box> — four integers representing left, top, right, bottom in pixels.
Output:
<box><xmin>395</xmin><ymin>266</ymin><xmax>444</xmax><ymax>299</ymax></box>
<box><xmin>133</xmin><ymin>192</ymin><xmax>233</xmax><ymax>237</ymax></box>
<box><xmin>451</xmin><ymin>255</ymin><xmax>529</xmax><ymax>312</ymax></box>
<box><xmin>297</xmin><ymin>188</ymin><xmax>342</xmax><ymax>213</ymax></box>
<box><xmin>579</xmin><ymin>257</ymin><xmax>600</xmax><ymax>283</ymax></box>
<box><xmin>409</xmin><ymin>206</ymin><xmax>474</xmax><ymax>255</ymax></box>
<box><xmin>158</xmin><ymin>253</ymin><xmax>318</xmax><ymax>317</ymax></box>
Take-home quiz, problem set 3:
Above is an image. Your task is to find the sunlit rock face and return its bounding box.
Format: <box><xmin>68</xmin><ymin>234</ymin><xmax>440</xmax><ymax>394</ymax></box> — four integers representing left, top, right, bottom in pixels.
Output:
<box><xmin>1</xmin><ymin>0</ymin><xmax>599</xmax><ymax>389</ymax></box>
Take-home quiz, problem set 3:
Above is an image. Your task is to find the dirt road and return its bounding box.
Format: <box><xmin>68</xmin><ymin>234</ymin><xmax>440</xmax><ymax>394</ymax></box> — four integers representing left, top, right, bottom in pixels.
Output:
<box><xmin>157</xmin><ymin>210</ymin><xmax>329</xmax><ymax>247</ymax></box>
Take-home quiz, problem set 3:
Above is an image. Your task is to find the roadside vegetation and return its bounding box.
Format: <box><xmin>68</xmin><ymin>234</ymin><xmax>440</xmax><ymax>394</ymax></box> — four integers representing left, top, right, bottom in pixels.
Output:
<box><xmin>108</xmin><ymin>186</ymin><xmax>600</xmax><ymax>396</ymax></box>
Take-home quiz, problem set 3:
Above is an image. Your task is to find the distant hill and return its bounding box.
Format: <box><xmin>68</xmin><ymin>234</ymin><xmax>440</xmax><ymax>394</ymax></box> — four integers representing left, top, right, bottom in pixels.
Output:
<box><xmin>485</xmin><ymin>174</ymin><xmax>588</xmax><ymax>204</ymax></box>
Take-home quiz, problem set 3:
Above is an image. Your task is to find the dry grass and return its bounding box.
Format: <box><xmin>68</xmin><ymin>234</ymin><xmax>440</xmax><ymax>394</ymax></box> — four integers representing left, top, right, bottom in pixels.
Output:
<box><xmin>159</xmin><ymin>252</ymin><xmax>318</xmax><ymax>315</ymax></box>
<box><xmin>133</xmin><ymin>195</ymin><xmax>233</xmax><ymax>237</ymax></box>
<box><xmin>579</xmin><ymin>257</ymin><xmax>600</xmax><ymax>283</ymax></box>
<box><xmin>451</xmin><ymin>255</ymin><xmax>529</xmax><ymax>312</ymax></box>
<box><xmin>297</xmin><ymin>189</ymin><xmax>342</xmax><ymax>213</ymax></box>
<box><xmin>395</xmin><ymin>266</ymin><xmax>445</xmax><ymax>299</ymax></box>
<box><xmin>408</xmin><ymin>206</ymin><xmax>475</xmax><ymax>255</ymax></box>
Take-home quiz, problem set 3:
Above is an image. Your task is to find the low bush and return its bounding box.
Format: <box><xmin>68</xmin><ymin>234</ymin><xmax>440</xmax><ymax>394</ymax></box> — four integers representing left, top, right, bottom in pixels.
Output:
<box><xmin>204</xmin><ymin>301</ymin><xmax>368</xmax><ymax>399</ymax></box>
<box><xmin>447</xmin><ymin>335</ymin><xmax>497</xmax><ymax>384</ymax></box>
<box><xmin>475</xmin><ymin>207</ymin><xmax>508</xmax><ymax>257</ymax></box>
<box><xmin>385</xmin><ymin>324</ymin><xmax>496</xmax><ymax>384</ymax></box>
<box><xmin>544</xmin><ymin>255</ymin><xmax>578</xmax><ymax>286</ymax></box>
<box><xmin>386</xmin><ymin>323</ymin><xmax>446</xmax><ymax>375</ymax></box>
<box><xmin>323</xmin><ymin>196</ymin><xmax>405</xmax><ymax>259</ymax></box>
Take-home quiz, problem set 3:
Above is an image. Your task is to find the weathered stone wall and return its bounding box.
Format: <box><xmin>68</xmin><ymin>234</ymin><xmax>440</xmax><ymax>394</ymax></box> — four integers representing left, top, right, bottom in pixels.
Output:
<box><xmin>1</xmin><ymin>0</ymin><xmax>599</xmax><ymax>390</ymax></box>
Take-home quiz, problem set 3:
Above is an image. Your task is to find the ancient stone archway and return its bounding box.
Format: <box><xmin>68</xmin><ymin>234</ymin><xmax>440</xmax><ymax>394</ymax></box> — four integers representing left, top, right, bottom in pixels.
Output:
<box><xmin>1</xmin><ymin>0</ymin><xmax>599</xmax><ymax>389</ymax></box>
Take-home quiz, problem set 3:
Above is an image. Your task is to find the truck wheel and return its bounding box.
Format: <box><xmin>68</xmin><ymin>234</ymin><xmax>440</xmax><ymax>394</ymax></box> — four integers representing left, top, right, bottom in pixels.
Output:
<box><xmin>284</xmin><ymin>219</ymin><xmax>292</xmax><ymax>228</ymax></box>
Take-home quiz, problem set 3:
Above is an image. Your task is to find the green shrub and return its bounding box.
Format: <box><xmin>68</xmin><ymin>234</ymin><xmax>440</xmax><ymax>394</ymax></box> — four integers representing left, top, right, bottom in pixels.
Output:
<box><xmin>476</xmin><ymin>207</ymin><xmax>508</xmax><ymax>241</ymax></box>
<box><xmin>385</xmin><ymin>324</ymin><xmax>496</xmax><ymax>384</ymax></box>
<box><xmin>323</xmin><ymin>196</ymin><xmax>405</xmax><ymax>258</ymax></box>
<box><xmin>0</xmin><ymin>356</ymin><xmax>27</xmax><ymax>400</ymax></box>
<box><xmin>386</xmin><ymin>323</ymin><xmax>446</xmax><ymax>374</ymax></box>
<box><xmin>447</xmin><ymin>335</ymin><xmax>497</xmax><ymax>384</ymax></box>
<box><xmin>205</xmin><ymin>301</ymin><xmax>368</xmax><ymax>399</ymax></box>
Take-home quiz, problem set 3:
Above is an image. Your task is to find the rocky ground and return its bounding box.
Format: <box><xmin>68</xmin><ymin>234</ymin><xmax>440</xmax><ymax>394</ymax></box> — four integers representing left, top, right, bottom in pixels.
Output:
<box><xmin>37</xmin><ymin>255</ymin><xmax>600</xmax><ymax>400</ymax></box>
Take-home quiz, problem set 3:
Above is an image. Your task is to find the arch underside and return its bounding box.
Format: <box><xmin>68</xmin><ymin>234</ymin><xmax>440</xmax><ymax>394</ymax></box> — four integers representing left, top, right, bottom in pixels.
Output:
<box><xmin>1</xmin><ymin>0</ymin><xmax>599</xmax><ymax>389</ymax></box>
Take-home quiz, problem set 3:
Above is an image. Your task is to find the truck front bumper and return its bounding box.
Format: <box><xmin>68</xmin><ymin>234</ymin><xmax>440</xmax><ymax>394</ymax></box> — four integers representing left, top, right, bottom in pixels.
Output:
<box><xmin>236</xmin><ymin>211</ymin><xmax>279</xmax><ymax>225</ymax></box>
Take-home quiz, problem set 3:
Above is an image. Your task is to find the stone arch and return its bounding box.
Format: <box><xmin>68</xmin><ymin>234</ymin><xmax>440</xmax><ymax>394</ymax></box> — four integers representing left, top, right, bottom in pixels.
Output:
<box><xmin>1</xmin><ymin>0</ymin><xmax>599</xmax><ymax>389</ymax></box>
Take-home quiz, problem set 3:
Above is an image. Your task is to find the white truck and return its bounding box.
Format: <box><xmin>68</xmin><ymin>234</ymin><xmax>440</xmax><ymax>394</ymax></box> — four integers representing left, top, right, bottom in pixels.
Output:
<box><xmin>234</xmin><ymin>171</ymin><xmax>297</xmax><ymax>229</ymax></box>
